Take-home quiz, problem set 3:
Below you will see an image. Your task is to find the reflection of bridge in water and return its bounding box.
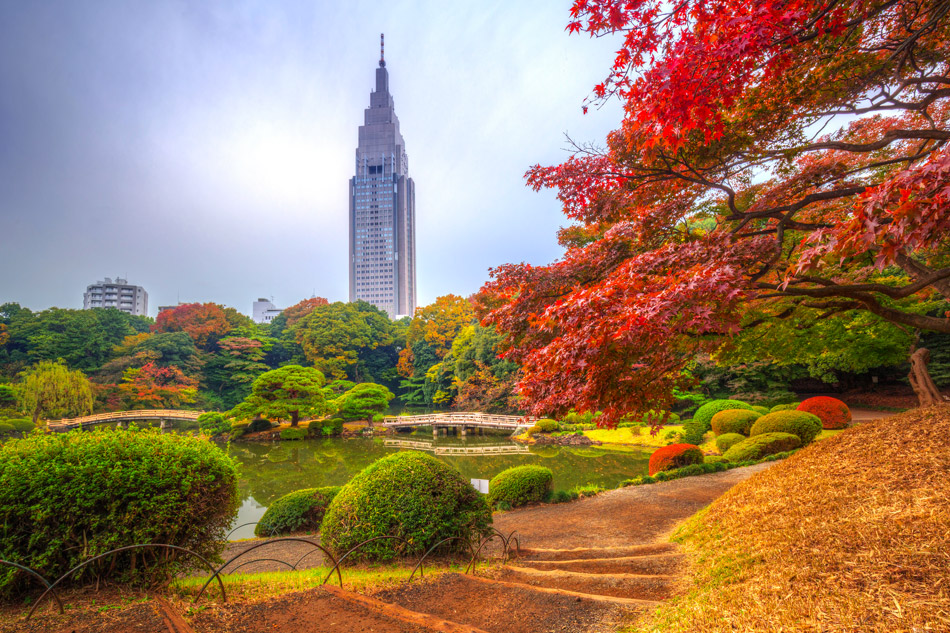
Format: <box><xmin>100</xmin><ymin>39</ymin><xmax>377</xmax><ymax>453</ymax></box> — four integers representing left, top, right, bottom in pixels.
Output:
<box><xmin>48</xmin><ymin>410</ymin><xmax>203</xmax><ymax>432</ymax></box>
<box><xmin>381</xmin><ymin>412</ymin><xmax>536</xmax><ymax>438</ymax></box>
<box><xmin>383</xmin><ymin>438</ymin><xmax>530</xmax><ymax>455</ymax></box>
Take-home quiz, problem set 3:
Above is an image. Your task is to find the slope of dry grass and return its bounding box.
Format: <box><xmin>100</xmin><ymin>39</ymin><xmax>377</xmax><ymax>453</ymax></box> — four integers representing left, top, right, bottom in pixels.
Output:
<box><xmin>629</xmin><ymin>406</ymin><xmax>950</xmax><ymax>632</ymax></box>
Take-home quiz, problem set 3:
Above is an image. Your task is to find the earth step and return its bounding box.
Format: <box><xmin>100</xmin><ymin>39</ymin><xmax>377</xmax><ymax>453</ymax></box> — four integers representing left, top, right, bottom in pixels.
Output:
<box><xmin>497</xmin><ymin>565</ymin><xmax>677</xmax><ymax>601</ymax></box>
<box><xmin>517</xmin><ymin>552</ymin><xmax>683</xmax><ymax>576</ymax></box>
<box><xmin>372</xmin><ymin>572</ymin><xmax>648</xmax><ymax>633</ymax></box>
<box><xmin>323</xmin><ymin>585</ymin><xmax>490</xmax><ymax>633</ymax></box>
<box><xmin>517</xmin><ymin>542</ymin><xmax>678</xmax><ymax>561</ymax></box>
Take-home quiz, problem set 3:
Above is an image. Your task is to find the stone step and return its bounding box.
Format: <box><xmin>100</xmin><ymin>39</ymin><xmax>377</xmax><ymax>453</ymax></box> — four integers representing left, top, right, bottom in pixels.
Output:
<box><xmin>496</xmin><ymin>565</ymin><xmax>677</xmax><ymax>601</ymax></box>
<box><xmin>372</xmin><ymin>572</ymin><xmax>651</xmax><ymax>633</ymax></box>
<box><xmin>516</xmin><ymin>552</ymin><xmax>684</xmax><ymax>576</ymax></box>
<box><xmin>323</xmin><ymin>585</ymin><xmax>490</xmax><ymax>633</ymax></box>
<box><xmin>517</xmin><ymin>542</ymin><xmax>679</xmax><ymax>561</ymax></box>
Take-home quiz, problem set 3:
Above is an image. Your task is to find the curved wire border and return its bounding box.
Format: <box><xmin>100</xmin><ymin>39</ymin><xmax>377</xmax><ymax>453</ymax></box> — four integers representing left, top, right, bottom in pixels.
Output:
<box><xmin>26</xmin><ymin>543</ymin><xmax>224</xmax><ymax>621</ymax></box>
<box><xmin>0</xmin><ymin>560</ymin><xmax>64</xmax><ymax>615</ymax></box>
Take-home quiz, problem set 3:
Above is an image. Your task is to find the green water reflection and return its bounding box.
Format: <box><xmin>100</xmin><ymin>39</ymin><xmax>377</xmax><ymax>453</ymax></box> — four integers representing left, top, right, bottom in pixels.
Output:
<box><xmin>228</xmin><ymin>433</ymin><xmax>651</xmax><ymax>540</ymax></box>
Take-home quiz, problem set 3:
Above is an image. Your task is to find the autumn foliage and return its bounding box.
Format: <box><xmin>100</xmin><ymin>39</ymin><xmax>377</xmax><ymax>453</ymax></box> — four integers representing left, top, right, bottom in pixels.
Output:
<box><xmin>153</xmin><ymin>303</ymin><xmax>231</xmax><ymax>349</ymax></box>
<box><xmin>797</xmin><ymin>396</ymin><xmax>852</xmax><ymax>430</ymax></box>
<box><xmin>648</xmin><ymin>443</ymin><xmax>704</xmax><ymax>476</ymax></box>
<box><xmin>480</xmin><ymin>1</ymin><xmax>950</xmax><ymax>424</ymax></box>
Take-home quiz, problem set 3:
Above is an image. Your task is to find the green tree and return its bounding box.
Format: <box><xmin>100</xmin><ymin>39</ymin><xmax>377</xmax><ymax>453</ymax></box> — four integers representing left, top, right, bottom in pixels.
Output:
<box><xmin>336</xmin><ymin>383</ymin><xmax>395</xmax><ymax>426</ymax></box>
<box><xmin>16</xmin><ymin>360</ymin><xmax>93</xmax><ymax>424</ymax></box>
<box><xmin>290</xmin><ymin>302</ymin><xmax>395</xmax><ymax>381</ymax></box>
<box><xmin>232</xmin><ymin>365</ymin><xmax>329</xmax><ymax>427</ymax></box>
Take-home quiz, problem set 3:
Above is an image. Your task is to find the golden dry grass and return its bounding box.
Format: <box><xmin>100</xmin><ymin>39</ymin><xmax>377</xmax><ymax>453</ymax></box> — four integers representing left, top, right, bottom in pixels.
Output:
<box><xmin>628</xmin><ymin>405</ymin><xmax>950</xmax><ymax>632</ymax></box>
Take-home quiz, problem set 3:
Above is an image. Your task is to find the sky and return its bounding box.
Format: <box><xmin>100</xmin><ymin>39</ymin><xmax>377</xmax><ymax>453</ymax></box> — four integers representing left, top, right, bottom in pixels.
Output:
<box><xmin>0</xmin><ymin>0</ymin><xmax>623</xmax><ymax>317</ymax></box>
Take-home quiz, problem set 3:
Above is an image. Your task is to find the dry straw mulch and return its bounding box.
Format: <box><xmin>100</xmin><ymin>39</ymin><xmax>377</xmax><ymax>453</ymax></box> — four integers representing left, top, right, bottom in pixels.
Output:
<box><xmin>632</xmin><ymin>406</ymin><xmax>950</xmax><ymax>633</ymax></box>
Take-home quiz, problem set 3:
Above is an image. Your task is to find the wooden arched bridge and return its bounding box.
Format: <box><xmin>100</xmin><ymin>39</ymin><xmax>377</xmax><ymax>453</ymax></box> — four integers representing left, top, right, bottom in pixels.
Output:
<box><xmin>381</xmin><ymin>412</ymin><xmax>536</xmax><ymax>437</ymax></box>
<box><xmin>48</xmin><ymin>410</ymin><xmax>203</xmax><ymax>432</ymax></box>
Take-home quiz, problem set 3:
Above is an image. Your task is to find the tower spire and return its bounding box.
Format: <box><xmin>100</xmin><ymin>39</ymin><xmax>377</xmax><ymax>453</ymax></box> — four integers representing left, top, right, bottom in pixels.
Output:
<box><xmin>379</xmin><ymin>33</ymin><xmax>385</xmax><ymax>67</ymax></box>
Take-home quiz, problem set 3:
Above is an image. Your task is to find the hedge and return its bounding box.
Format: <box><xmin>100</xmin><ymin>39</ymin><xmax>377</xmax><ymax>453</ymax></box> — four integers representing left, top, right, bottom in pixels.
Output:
<box><xmin>320</xmin><ymin>452</ymin><xmax>491</xmax><ymax>561</ymax></box>
<box><xmin>486</xmin><ymin>465</ymin><xmax>554</xmax><ymax>509</ymax></box>
<box><xmin>535</xmin><ymin>419</ymin><xmax>559</xmax><ymax>433</ymax></box>
<box><xmin>715</xmin><ymin>433</ymin><xmax>746</xmax><ymax>453</ymax></box>
<box><xmin>722</xmin><ymin>432</ymin><xmax>802</xmax><ymax>462</ymax></box>
<box><xmin>255</xmin><ymin>486</ymin><xmax>341</xmax><ymax>537</ymax></box>
<box><xmin>648</xmin><ymin>443</ymin><xmax>704</xmax><ymax>476</ymax></box>
<box><xmin>280</xmin><ymin>427</ymin><xmax>307</xmax><ymax>441</ymax></box>
<box><xmin>624</xmin><ymin>450</ymin><xmax>798</xmax><ymax>487</ymax></box>
<box><xmin>750</xmin><ymin>411</ymin><xmax>823</xmax><ymax>445</ymax></box>
<box><xmin>797</xmin><ymin>396</ymin><xmax>852</xmax><ymax>429</ymax></box>
<box><xmin>0</xmin><ymin>428</ymin><xmax>238</xmax><ymax>595</ymax></box>
<box><xmin>770</xmin><ymin>402</ymin><xmax>800</xmax><ymax>413</ymax></box>
<box><xmin>710</xmin><ymin>409</ymin><xmax>761</xmax><ymax>436</ymax></box>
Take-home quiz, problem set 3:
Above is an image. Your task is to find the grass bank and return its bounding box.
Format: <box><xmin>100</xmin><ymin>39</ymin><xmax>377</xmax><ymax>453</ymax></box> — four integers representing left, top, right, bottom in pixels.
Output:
<box><xmin>626</xmin><ymin>406</ymin><xmax>950</xmax><ymax>632</ymax></box>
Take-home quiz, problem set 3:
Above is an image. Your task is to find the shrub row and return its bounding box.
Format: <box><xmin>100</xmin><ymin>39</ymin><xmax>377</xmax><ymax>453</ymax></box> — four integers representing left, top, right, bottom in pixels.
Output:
<box><xmin>625</xmin><ymin>450</ymin><xmax>799</xmax><ymax>487</ymax></box>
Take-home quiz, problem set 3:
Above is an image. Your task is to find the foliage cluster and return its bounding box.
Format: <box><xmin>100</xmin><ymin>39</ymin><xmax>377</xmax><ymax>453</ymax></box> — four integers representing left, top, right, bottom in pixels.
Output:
<box><xmin>486</xmin><ymin>465</ymin><xmax>554</xmax><ymax>509</ymax></box>
<box><xmin>320</xmin><ymin>451</ymin><xmax>492</xmax><ymax>561</ymax></box>
<box><xmin>749</xmin><ymin>411</ymin><xmax>823</xmax><ymax>445</ymax></box>
<box><xmin>648</xmin><ymin>443</ymin><xmax>704</xmax><ymax>476</ymax></box>
<box><xmin>255</xmin><ymin>486</ymin><xmax>341</xmax><ymax>537</ymax></box>
<box><xmin>0</xmin><ymin>428</ymin><xmax>238</xmax><ymax>595</ymax></box>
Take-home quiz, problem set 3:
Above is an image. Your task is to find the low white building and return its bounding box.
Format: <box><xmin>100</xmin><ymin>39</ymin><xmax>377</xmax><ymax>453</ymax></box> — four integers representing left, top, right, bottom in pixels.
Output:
<box><xmin>252</xmin><ymin>298</ymin><xmax>282</xmax><ymax>324</ymax></box>
<box><xmin>83</xmin><ymin>277</ymin><xmax>148</xmax><ymax>316</ymax></box>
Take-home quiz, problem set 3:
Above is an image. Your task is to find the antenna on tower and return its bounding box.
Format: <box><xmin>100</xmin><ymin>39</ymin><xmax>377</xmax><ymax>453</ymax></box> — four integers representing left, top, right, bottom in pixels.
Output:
<box><xmin>379</xmin><ymin>33</ymin><xmax>385</xmax><ymax>67</ymax></box>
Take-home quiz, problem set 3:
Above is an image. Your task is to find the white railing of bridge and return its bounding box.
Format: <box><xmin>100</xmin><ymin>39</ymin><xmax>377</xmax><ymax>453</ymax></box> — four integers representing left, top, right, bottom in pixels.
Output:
<box><xmin>49</xmin><ymin>410</ymin><xmax>204</xmax><ymax>429</ymax></box>
<box><xmin>381</xmin><ymin>412</ymin><xmax>536</xmax><ymax>429</ymax></box>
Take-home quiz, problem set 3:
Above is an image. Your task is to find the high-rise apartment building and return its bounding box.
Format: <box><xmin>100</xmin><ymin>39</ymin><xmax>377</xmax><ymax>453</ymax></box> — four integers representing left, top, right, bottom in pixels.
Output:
<box><xmin>349</xmin><ymin>35</ymin><xmax>416</xmax><ymax>319</ymax></box>
<box><xmin>83</xmin><ymin>277</ymin><xmax>148</xmax><ymax>316</ymax></box>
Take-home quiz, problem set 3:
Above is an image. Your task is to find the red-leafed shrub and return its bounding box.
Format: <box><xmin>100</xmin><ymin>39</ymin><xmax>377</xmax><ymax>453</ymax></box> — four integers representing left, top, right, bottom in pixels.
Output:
<box><xmin>797</xmin><ymin>396</ymin><xmax>852</xmax><ymax>430</ymax></box>
<box><xmin>649</xmin><ymin>443</ymin><xmax>704</xmax><ymax>476</ymax></box>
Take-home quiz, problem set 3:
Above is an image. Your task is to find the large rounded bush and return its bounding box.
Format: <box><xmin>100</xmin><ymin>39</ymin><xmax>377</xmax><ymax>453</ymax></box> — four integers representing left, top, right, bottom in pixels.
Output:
<box><xmin>715</xmin><ymin>433</ymin><xmax>746</xmax><ymax>453</ymax></box>
<box><xmin>321</xmin><ymin>452</ymin><xmax>491</xmax><ymax>561</ymax></box>
<box><xmin>0</xmin><ymin>428</ymin><xmax>238</xmax><ymax>595</ymax></box>
<box><xmin>247</xmin><ymin>418</ymin><xmax>273</xmax><ymax>433</ymax></box>
<box><xmin>487</xmin><ymin>465</ymin><xmax>554</xmax><ymax>509</ymax></box>
<box><xmin>750</xmin><ymin>411</ymin><xmax>823</xmax><ymax>445</ymax></box>
<box><xmin>649</xmin><ymin>443</ymin><xmax>704</xmax><ymax>476</ymax></box>
<box><xmin>722</xmin><ymin>432</ymin><xmax>802</xmax><ymax>462</ymax></box>
<box><xmin>6</xmin><ymin>419</ymin><xmax>34</xmax><ymax>433</ymax></box>
<box><xmin>710</xmin><ymin>409</ymin><xmax>761</xmax><ymax>436</ymax></box>
<box><xmin>255</xmin><ymin>486</ymin><xmax>341</xmax><ymax>537</ymax></box>
<box><xmin>797</xmin><ymin>396</ymin><xmax>852</xmax><ymax>429</ymax></box>
<box><xmin>535</xmin><ymin>419</ymin><xmax>559</xmax><ymax>433</ymax></box>
<box><xmin>692</xmin><ymin>400</ymin><xmax>753</xmax><ymax>434</ymax></box>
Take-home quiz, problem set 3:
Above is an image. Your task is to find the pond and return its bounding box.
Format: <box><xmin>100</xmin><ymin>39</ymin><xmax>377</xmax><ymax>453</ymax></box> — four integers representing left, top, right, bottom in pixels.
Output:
<box><xmin>227</xmin><ymin>432</ymin><xmax>651</xmax><ymax>540</ymax></box>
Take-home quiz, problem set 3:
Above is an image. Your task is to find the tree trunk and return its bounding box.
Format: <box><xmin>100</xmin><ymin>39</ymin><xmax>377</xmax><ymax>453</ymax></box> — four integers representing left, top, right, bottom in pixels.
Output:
<box><xmin>366</xmin><ymin>414</ymin><xmax>374</xmax><ymax>428</ymax></box>
<box><xmin>290</xmin><ymin>411</ymin><xmax>299</xmax><ymax>428</ymax></box>
<box><xmin>32</xmin><ymin>406</ymin><xmax>41</xmax><ymax>425</ymax></box>
<box><xmin>909</xmin><ymin>348</ymin><xmax>946</xmax><ymax>407</ymax></box>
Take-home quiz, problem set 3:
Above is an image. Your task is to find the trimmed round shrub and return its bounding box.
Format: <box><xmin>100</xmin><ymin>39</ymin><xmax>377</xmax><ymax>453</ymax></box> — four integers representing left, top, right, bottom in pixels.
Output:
<box><xmin>722</xmin><ymin>432</ymin><xmax>802</xmax><ymax>462</ymax></box>
<box><xmin>310</xmin><ymin>418</ymin><xmax>345</xmax><ymax>437</ymax></box>
<box><xmin>280</xmin><ymin>427</ymin><xmax>307</xmax><ymax>441</ymax></box>
<box><xmin>229</xmin><ymin>421</ymin><xmax>250</xmax><ymax>438</ymax></box>
<box><xmin>247</xmin><ymin>418</ymin><xmax>273</xmax><ymax>433</ymax></box>
<box><xmin>751</xmin><ymin>405</ymin><xmax>770</xmax><ymax>415</ymax></box>
<box><xmin>0</xmin><ymin>422</ymin><xmax>14</xmax><ymax>434</ymax></box>
<box><xmin>692</xmin><ymin>400</ymin><xmax>753</xmax><ymax>434</ymax></box>
<box><xmin>797</xmin><ymin>396</ymin><xmax>852</xmax><ymax>429</ymax></box>
<box><xmin>705</xmin><ymin>455</ymin><xmax>729</xmax><ymax>464</ymax></box>
<box><xmin>750</xmin><ymin>411</ymin><xmax>823</xmax><ymax>445</ymax></box>
<box><xmin>321</xmin><ymin>451</ymin><xmax>491</xmax><ymax>561</ymax></box>
<box><xmin>710</xmin><ymin>409</ymin><xmax>761</xmax><ymax>436</ymax></box>
<box><xmin>715</xmin><ymin>433</ymin><xmax>746</xmax><ymax>453</ymax></box>
<box><xmin>255</xmin><ymin>486</ymin><xmax>341</xmax><ymax>537</ymax></box>
<box><xmin>535</xmin><ymin>419</ymin><xmax>559</xmax><ymax>433</ymax></box>
<box><xmin>5</xmin><ymin>419</ymin><xmax>33</xmax><ymax>433</ymax></box>
<box><xmin>649</xmin><ymin>443</ymin><xmax>704</xmax><ymax>476</ymax></box>
<box><xmin>198</xmin><ymin>412</ymin><xmax>231</xmax><ymax>437</ymax></box>
<box><xmin>770</xmin><ymin>402</ymin><xmax>800</xmax><ymax>413</ymax></box>
<box><xmin>487</xmin><ymin>465</ymin><xmax>554</xmax><ymax>509</ymax></box>
<box><xmin>0</xmin><ymin>428</ymin><xmax>238</xmax><ymax>595</ymax></box>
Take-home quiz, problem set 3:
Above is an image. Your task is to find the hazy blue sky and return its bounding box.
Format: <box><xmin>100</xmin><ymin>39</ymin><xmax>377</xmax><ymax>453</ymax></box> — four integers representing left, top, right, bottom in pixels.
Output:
<box><xmin>0</xmin><ymin>1</ymin><xmax>622</xmax><ymax>317</ymax></box>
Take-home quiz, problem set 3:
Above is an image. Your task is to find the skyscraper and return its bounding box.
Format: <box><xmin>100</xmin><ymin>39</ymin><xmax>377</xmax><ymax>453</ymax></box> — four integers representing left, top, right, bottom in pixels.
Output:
<box><xmin>349</xmin><ymin>34</ymin><xmax>416</xmax><ymax>319</ymax></box>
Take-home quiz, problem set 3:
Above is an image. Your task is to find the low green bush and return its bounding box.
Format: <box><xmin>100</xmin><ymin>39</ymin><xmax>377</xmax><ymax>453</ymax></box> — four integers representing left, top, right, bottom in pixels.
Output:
<box><xmin>487</xmin><ymin>465</ymin><xmax>554</xmax><ymax>509</ymax></box>
<box><xmin>0</xmin><ymin>428</ymin><xmax>238</xmax><ymax>595</ymax></box>
<box><xmin>255</xmin><ymin>486</ymin><xmax>341</xmax><ymax>537</ymax></box>
<box><xmin>715</xmin><ymin>433</ymin><xmax>746</xmax><ymax>453</ymax></box>
<box><xmin>320</xmin><ymin>452</ymin><xmax>491</xmax><ymax>561</ymax></box>
<box><xmin>751</xmin><ymin>405</ymin><xmax>770</xmax><ymax>415</ymax></box>
<box><xmin>705</xmin><ymin>455</ymin><xmax>729</xmax><ymax>464</ymax></box>
<box><xmin>559</xmin><ymin>410</ymin><xmax>601</xmax><ymax>426</ymax></box>
<box><xmin>722</xmin><ymin>432</ymin><xmax>802</xmax><ymax>462</ymax></box>
<box><xmin>691</xmin><ymin>399</ymin><xmax>753</xmax><ymax>433</ymax></box>
<box><xmin>680</xmin><ymin>419</ymin><xmax>708</xmax><ymax>445</ymax></box>
<box><xmin>710</xmin><ymin>409</ymin><xmax>761</xmax><ymax>436</ymax></box>
<box><xmin>624</xmin><ymin>450</ymin><xmax>798</xmax><ymax>487</ymax></box>
<box><xmin>198</xmin><ymin>412</ymin><xmax>231</xmax><ymax>437</ymax></box>
<box><xmin>5</xmin><ymin>419</ymin><xmax>33</xmax><ymax>433</ymax></box>
<box><xmin>550</xmin><ymin>490</ymin><xmax>578</xmax><ymax>503</ymax></box>
<box><xmin>535</xmin><ymin>419</ymin><xmax>559</xmax><ymax>433</ymax></box>
<box><xmin>749</xmin><ymin>411</ymin><xmax>822</xmax><ymax>445</ymax></box>
<box><xmin>229</xmin><ymin>421</ymin><xmax>250</xmax><ymax>439</ymax></box>
<box><xmin>310</xmin><ymin>418</ymin><xmax>344</xmax><ymax>437</ymax></box>
<box><xmin>247</xmin><ymin>418</ymin><xmax>273</xmax><ymax>433</ymax></box>
<box><xmin>280</xmin><ymin>427</ymin><xmax>307</xmax><ymax>441</ymax></box>
<box><xmin>770</xmin><ymin>402</ymin><xmax>800</xmax><ymax>413</ymax></box>
<box><xmin>0</xmin><ymin>422</ymin><xmax>14</xmax><ymax>434</ymax></box>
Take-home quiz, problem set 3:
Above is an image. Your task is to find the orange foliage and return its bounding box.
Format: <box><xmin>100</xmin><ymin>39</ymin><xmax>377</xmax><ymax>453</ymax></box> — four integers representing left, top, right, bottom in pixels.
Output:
<box><xmin>797</xmin><ymin>396</ymin><xmax>852</xmax><ymax>430</ymax></box>
<box><xmin>648</xmin><ymin>443</ymin><xmax>704</xmax><ymax>476</ymax></box>
<box><xmin>282</xmin><ymin>297</ymin><xmax>330</xmax><ymax>329</ymax></box>
<box><xmin>153</xmin><ymin>303</ymin><xmax>231</xmax><ymax>349</ymax></box>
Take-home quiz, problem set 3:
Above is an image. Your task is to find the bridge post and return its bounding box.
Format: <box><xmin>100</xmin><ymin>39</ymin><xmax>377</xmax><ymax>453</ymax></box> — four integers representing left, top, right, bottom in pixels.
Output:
<box><xmin>460</xmin><ymin>426</ymin><xmax>466</xmax><ymax>438</ymax></box>
<box><xmin>160</xmin><ymin>420</ymin><xmax>167</xmax><ymax>430</ymax></box>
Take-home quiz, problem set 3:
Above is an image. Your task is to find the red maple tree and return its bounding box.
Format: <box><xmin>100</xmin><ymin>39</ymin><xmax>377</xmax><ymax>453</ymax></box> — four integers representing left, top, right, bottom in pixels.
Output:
<box><xmin>480</xmin><ymin>0</ymin><xmax>950</xmax><ymax>422</ymax></box>
<box><xmin>153</xmin><ymin>303</ymin><xmax>232</xmax><ymax>349</ymax></box>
